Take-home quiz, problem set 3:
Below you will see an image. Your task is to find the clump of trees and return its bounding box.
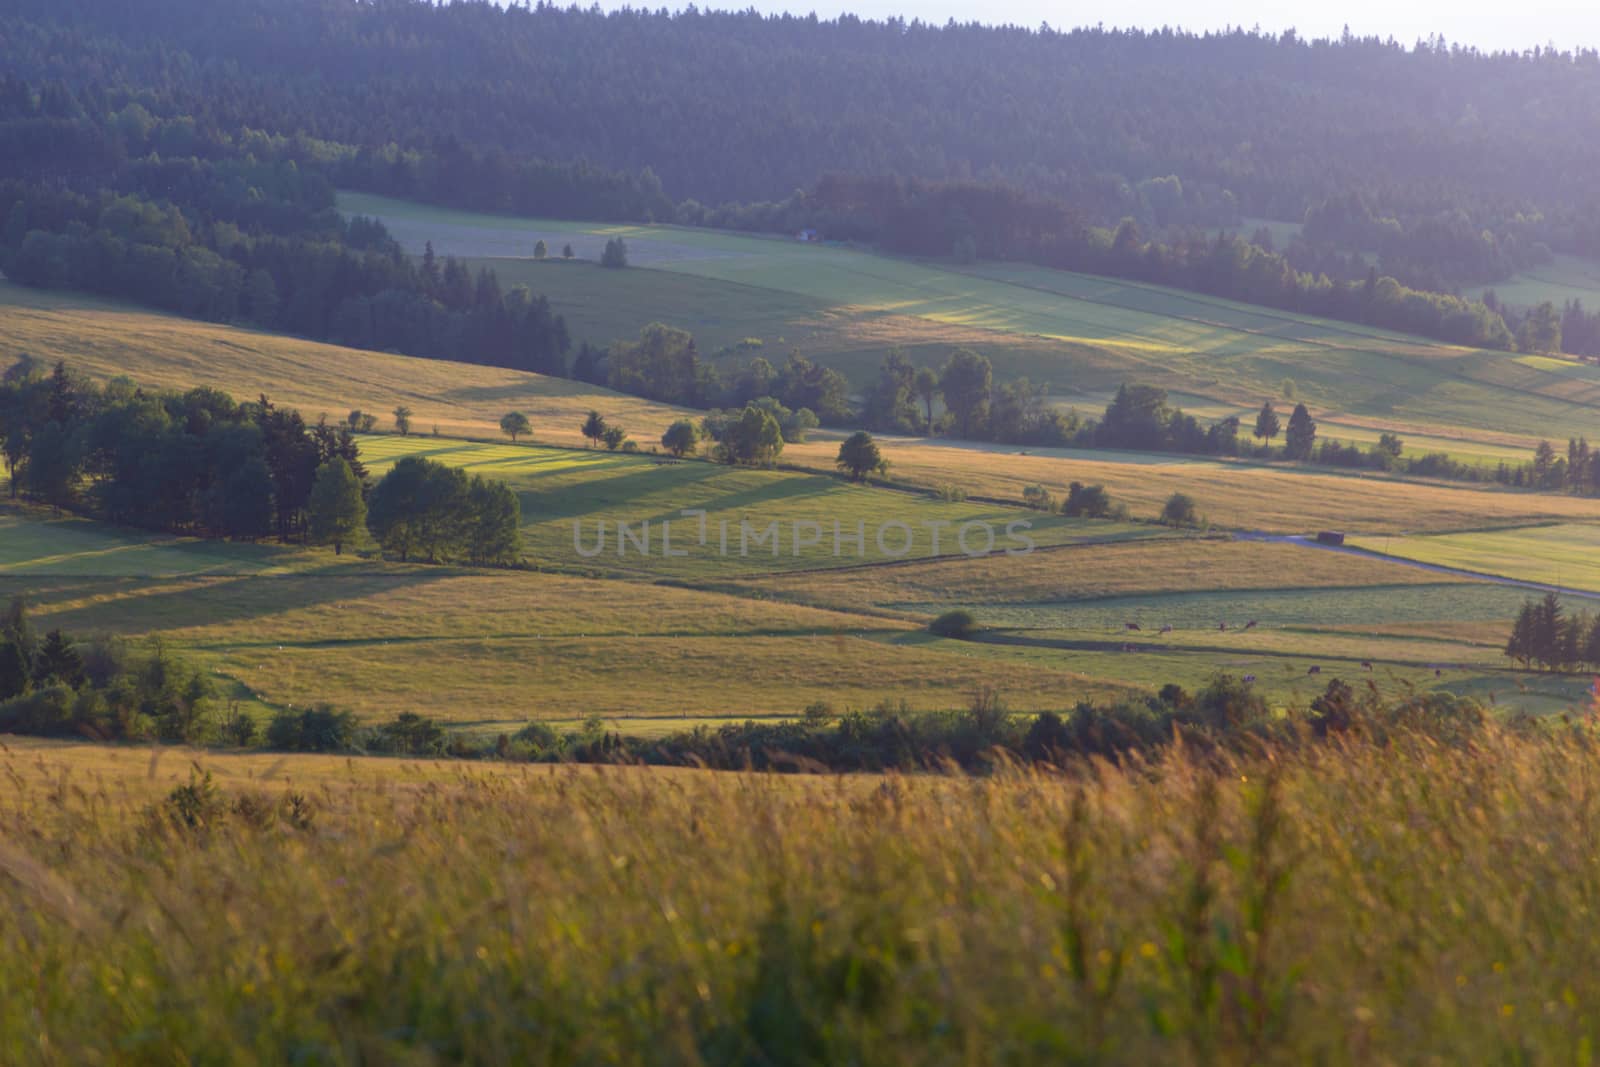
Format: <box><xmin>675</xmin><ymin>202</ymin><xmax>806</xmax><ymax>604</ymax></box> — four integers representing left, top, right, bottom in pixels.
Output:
<box><xmin>1160</xmin><ymin>492</ymin><xmax>1201</xmax><ymax>527</ymax></box>
<box><xmin>366</xmin><ymin>455</ymin><xmax>522</xmax><ymax>565</ymax></box>
<box><xmin>0</xmin><ymin>359</ymin><xmax>363</xmax><ymax>541</ymax></box>
<box><xmin>1505</xmin><ymin>593</ymin><xmax>1600</xmax><ymax>672</ymax></box>
<box><xmin>706</xmin><ymin>404</ymin><xmax>784</xmax><ymax>467</ymax></box>
<box><xmin>0</xmin><ymin>601</ymin><xmax>217</xmax><ymax>743</ymax></box>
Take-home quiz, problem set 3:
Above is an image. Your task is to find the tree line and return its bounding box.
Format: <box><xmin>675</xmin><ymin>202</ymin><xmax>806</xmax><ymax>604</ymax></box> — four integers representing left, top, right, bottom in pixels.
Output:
<box><xmin>746</xmin><ymin>176</ymin><xmax>1516</xmax><ymax>351</ymax></box>
<box><xmin>10</xmin><ymin>0</ymin><xmax>1600</xmax><ymax>267</ymax></box>
<box><xmin>8</xmin><ymin>8</ymin><xmax>1600</xmax><ymax>355</ymax></box>
<box><xmin>1505</xmin><ymin>594</ymin><xmax>1600</xmax><ymax>672</ymax></box>
<box><xmin>0</xmin><ymin>358</ymin><xmax>363</xmax><ymax>540</ymax></box>
<box><xmin>0</xmin><ymin>598</ymin><xmax>221</xmax><ymax>744</ymax></box>
<box><xmin>0</xmin><ymin>359</ymin><xmax>525</xmax><ymax>562</ymax></box>
<box><xmin>0</xmin><ymin>81</ymin><xmax>572</xmax><ymax>377</ymax></box>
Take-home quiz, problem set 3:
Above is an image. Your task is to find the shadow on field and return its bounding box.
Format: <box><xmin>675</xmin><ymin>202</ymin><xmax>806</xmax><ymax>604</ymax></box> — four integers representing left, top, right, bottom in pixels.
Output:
<box><xmin>0</xmin><ymin>566</ymin><xmax>460</xmax><ymax>638</ymax></box>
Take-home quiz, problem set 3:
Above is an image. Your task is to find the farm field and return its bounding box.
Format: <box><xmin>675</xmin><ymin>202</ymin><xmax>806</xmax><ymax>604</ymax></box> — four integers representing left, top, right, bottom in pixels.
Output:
<box><xmin>0</xmin><ymin>507</ymin><xmax>1148</xmax><ymax>726</ymax></box>
<box><xmin>0</xmin><ymin>282</ymin><xmax>691</xmax><ymax>447</ymax></box>
<box><xmin>341</xmin><ymin>192</ymin><xmax>1600</xmax><ymax>445</ymax></box>
<box><xmin>3</xmin><ymin>280</ymin><xmax>1592</xmax><ymax>539</ymax></box>
<box><xmin>738</xmin><ymin>536</ymin><xmax>1595</xmax><ymax>713</ymax></box>
<box><xmin>778</xmin><ymin>436</ymin><xmax>1600</xmax><ymax>534</ymax></box>
<box><xmin>1352</xmin><ymin>524</ymin><xmax>1600</xmax><ymax>594</ymax></box>
<box><xmin>1465</xmin><ymin>253</ymin><xmax>1600</xmax><ymax>308</ymax></box>
<box><xmin>7</xmin><ymin>495</ymin><xmax>1580</xmax><ymax>721</ymax></box>
<box><xmin>355</xmin><ymin>434</ymin><xmax>1177</xmax><ymax>577</ymax></box>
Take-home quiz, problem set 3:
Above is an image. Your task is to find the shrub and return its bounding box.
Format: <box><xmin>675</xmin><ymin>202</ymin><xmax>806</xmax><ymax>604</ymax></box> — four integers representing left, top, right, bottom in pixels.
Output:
<box><xmin>218</xmin><ymin>706</ymin><xmax>257</xmax><ymax>747</ymax></box>
<box><xmin>930</xmin><ymin>610</ymin><xmax>979</xmax><ymax>639</ymax></box>
<box><xmin>1063</xmin><ymin>481</ymin><xmax>1113</xmax><ymax>518</ymax></box>
<box><xmin>1021</xmin><ymin>484</ymin><xmax>1055</xmax><ymax>511</ymax></box>
<box><xmin>1160</xmin><ymin>491</ymin><xmax>1200</xmax><ymax>527</ymax></box>
<box><xmin>370</xmin><ymin>712</ymin><xmax>449</xmax><ymax>756</ymax></box>
<box><xmin>265</xmin><ymin>705</ymin><xmax>358</xmax><ymax>752</ymax></box>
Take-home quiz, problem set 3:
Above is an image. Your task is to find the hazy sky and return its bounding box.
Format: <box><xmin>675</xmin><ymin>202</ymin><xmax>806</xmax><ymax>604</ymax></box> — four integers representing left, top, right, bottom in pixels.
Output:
<box><xmin>663</xmin><ymin>0</ymin><xmax>1600</xmax><ymax>51</ymax></box>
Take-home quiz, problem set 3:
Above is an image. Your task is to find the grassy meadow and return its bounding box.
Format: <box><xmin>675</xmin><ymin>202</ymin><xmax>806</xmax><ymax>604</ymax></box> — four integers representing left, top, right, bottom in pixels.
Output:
<box><xmin>1352</xmin><ymin>524</ymin><xmax>1600</xmax><ymax>594</ymax></box>
<box><xmin>11</xmin><ymin>728</ymin><xmax>1600</xmax><ymax>1062</ymax></box>
<box><xmin>341</xmin><ymin>191</ymin><xmax>1600</xmax><ymax>446</ymax></box>
<box><xmin>1</xmin><ymin>505</ymin><xmax>1159</xmax><ymax>727</ymax></box>
<box><xmin>6</xmin><ymin>278</ymin><xmax>1595</xmax><ymax>540</ymax></box>
<box><xmin>0</xmin><ymin>282</ymin><xmax>691</xmax><ymax>447</ymax></box>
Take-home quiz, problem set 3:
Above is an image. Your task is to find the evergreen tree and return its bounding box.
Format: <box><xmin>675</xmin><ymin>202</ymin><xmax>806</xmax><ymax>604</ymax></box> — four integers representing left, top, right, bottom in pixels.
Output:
<box><xmin>1506</xmin><ymin>600</ymin><xmax>1537</xmax><ymax>667</ymax></box>
<box><xmin>1284</xmin><ymin>403</ymin><xmax>1317</xmax><ymax>460</ymax></box>
<box><xmin>1253</xmin><ymin>401</ymin><xmax>1280</xmax><ymax>444</ymax></box>
<box><xmin>0</xmin><ymin>639</ymin><xmax>26</xmax><ymax>701</ymax></box>
<box><xmin>33</xmin><ymin>629</ymin><xmax>84</xmax><ymax>688</ymax></box>
<box><xmin>581</xmin><ymin>410</ymin><xmax>608</xmax><ymax>448</ymax></box>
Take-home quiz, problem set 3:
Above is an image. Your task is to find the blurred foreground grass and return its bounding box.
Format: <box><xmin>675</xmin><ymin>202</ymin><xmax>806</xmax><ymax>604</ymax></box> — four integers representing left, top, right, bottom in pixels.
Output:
<box><xmin>4</xmin><ymin>729</ymin><xmax>1600</xmax><ymax>1062</ymax></box>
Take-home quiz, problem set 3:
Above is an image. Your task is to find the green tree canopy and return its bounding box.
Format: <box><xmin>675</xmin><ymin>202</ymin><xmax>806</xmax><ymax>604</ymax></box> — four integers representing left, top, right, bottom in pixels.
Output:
<box><xmin>1285</xmin><ymin>402</ymin><xmax>1317</xmax><ymax>460</ymax></box>
<box><xmin>661</xmin><ymin>419</ymin><xmax>699</xmax><ymax>457</ymax></box>
<box><xmin>307</xmin><ymin>457</ymin><xmax>367</xmax><ymax>555</ymax></box>
<box><xmin>499</xmin><ymin>411</ymin><xmax>531</xmax><ymax>442</ymax></box>
<box><xmin>835</xmin><ymin>431</ymin><xmax>885</xmax><ymax>481</ymax></box>
<box><xmin>939</xmin><ymin>348</ymin><xmax>992</xmax><ymax>438</ymax></box>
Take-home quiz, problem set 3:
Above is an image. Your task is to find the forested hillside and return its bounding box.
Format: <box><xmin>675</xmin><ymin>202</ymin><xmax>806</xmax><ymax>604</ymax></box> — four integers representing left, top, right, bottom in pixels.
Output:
<box><xmin>7</xmin><ymin>0</ymin><xmax>1600</xmax><ymax>354</ymax></box>
<box><xmin>7</xmin><ymin>0</ymin><xmax>1600</xmax><ymax>264</ymax></box>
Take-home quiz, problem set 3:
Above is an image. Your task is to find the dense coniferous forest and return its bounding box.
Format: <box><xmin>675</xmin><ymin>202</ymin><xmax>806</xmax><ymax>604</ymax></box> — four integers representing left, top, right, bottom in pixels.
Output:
<box><xmin>7</xmin><ymin>0</ymin><xmax>1600</xmax><ymax>355</ymax></box>
<box><xmin>8</xmin><ymin>0</ymin><xmax>1600</xmax><ymax>254</ymax></box>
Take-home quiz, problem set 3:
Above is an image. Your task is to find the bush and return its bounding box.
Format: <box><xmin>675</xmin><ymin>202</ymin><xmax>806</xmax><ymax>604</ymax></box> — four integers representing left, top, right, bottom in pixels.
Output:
<box><xmin>265</xmin><ymin>705</ymin><xmax>358</xmax><ymax>752</ymax></box>
<box><xmin>1160</xmin><ymin>491</ymin><xmax>1200</xmax><ymax>526</ymax></box>
<box><xmin>930</xmin><ymin>610</ymin><xmax>979</xmax><ymax>639</ymax></box>
<box><xmin>369</xmin><ymin>712</ymin><xmax>449</xmax><ymax>756</ymax></box>
<box><xmin>1021</xmin><ymin>484</ymin><xmax>1055</xmax><ymax>511</ymax></box>
<box><xmin>218</xmin><ymin>707</ymin><xmax>257</xmax><ymax>747</ymax></box>
<box><xmin>1063</xmin><ymin>481</ymin><xmax>1113</xmax><ymax>518</ymax></box>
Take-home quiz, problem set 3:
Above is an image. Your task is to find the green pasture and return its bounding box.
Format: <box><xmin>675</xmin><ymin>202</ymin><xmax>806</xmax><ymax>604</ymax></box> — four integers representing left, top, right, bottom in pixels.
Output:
<box><xmin>341</xmin><ymin>191</ymin><xmax>1600</xmax><ymax>446</ymax></box>
<box><xmin>0</xmin><ymin>506</ymin><xmax>1139</xmax><ymax>727</ymax></box>
<box><xmin>356</xmin><ymin>434</ymin><xmax>1174</xmax><ymax>578</ymax></box>
<box><xmin>0</xmin><ymin>509</ymin><xmax>339</xmax><ymax>577</ymax></box>
<box><xmin>1352</xmin><ymin>524</ymin><xmax>1600</xmax><ymax>593</ymax></box>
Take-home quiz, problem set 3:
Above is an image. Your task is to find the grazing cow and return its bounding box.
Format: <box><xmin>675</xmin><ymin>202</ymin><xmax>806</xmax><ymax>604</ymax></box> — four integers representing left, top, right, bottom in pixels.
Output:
<box><xmin>1125</xmin><ymin>622</ymin><xmax>1142</xmax><ymax>631</ymax></box>
<box><xmin>1361</xmin><ymin>661</ymin><xmax>1373</xmax><ymax>671</ymax></box>
<box><xmin>1435</xmin><ymin>668</ymin><xmax>1442</xmax><ymax>678</ymax></box>
<box><xmin>1158</xmin><ymin>624</ymin><xmax>1173</xmax><ymax>635</ymax></box>
<box><xmin>1307</xmin><ymin>665</ymin><xmax>1322</xmax><ymax>675</ymax></box>
<box><xmin>1218</xmin><ymin>621</ymin><xmax>1228</xmax><ymax>631</ymax></box>
<box><xmin>1244</xmin><ymin>620</ymin><xmax>1258</xmax><ymax>630</ymax></box>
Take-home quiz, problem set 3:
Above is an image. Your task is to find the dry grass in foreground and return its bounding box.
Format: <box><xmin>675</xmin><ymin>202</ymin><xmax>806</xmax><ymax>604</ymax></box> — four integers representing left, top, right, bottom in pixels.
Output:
<box><xmin>5</xmin><ymin>725</ymin><xmax>1600</xmax><ymax>1062</ymax></box>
